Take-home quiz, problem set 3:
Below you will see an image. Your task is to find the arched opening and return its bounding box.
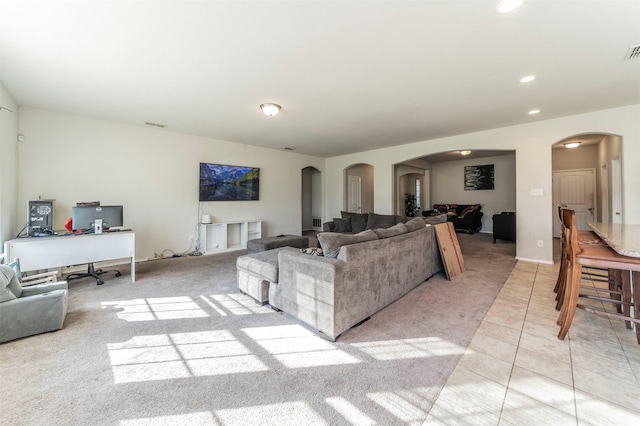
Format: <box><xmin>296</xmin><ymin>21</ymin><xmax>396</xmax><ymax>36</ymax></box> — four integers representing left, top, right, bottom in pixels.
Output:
<box><xmin>301</xmin><ymin>166</ymin><xmax>322</xmax><ymax>232</ymax></box>
<box><xmin>394</xmin><ymin>150</ymin><xmax>516</xmax><ymax>232</ymax></box>
<box><xmin>551</xmin><ymin>133</ymin><xmax>622</xmax><ymax>240</ymax></box>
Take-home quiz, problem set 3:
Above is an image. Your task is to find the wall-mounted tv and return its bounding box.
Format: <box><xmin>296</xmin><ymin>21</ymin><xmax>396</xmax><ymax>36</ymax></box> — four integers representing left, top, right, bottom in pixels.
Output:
<box><xmin>199</xmin><ymin>162</ymin><xmax>260</xmax><ymax>201</ymax></box>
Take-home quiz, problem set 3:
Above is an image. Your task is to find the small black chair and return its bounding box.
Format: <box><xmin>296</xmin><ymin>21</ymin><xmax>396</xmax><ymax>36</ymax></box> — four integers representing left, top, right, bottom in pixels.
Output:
<box><xmin>492</xmin><ymin>212</ymin><xmax>516</xmax><ymax>243</ymax></box>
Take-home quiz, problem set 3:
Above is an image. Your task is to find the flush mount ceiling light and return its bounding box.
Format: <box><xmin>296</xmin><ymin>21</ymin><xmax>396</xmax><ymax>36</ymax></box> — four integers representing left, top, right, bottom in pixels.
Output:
<box><xmin>497</xmin><ymin>0</ymin><xmax>525</xmax><ymax>14</ymax></box>
<box><xmin>564</xmin><ymin>142</ymin><xmax>582</xmax><ymax>149</ymax></box>
<box><xmin>528</xmin><ymin>109</ymin><xmax>541</xmax><ymax>115</ymax></box>
<box><xmin>520</xmin><ymin>75</ymin><xmax>536</xmax><ymax>83</ymax></box>
<box><xmin>260</xmin><ymin>103</ymin><xmax>281</xmax><ymax>116</ymax></box>
<box><xmin>460</xmin><ymin>150</ymin><xmax>472</xmax><ymax>156</ymax></box>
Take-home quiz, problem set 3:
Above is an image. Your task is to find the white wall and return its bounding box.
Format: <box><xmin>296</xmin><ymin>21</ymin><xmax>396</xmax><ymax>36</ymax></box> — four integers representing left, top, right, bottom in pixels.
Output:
<box><xmin>17</xmin><ymin>108</ymin><xmax>324</xmax><ymax>261</ymax></box>
<box><xmin>430</xmin><ymin>154</ymin><xmax>516</xmax><ymax>233</ymax></box>
<box><xmin>325</xmin><ymin>104</ymin><xmax>640</xmax><ymax>264</ymax></box>
<box><xmin>0</xmin><ymin>82</ymin><xmax>18</xmax><ymax>248</ymax></box>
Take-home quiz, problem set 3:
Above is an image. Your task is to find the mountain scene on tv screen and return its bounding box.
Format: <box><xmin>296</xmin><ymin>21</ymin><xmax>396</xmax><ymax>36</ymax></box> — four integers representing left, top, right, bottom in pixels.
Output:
<box><xmin>200</xmin><ymin>163</ymin><xmax>259</xmax><ymax>201</ymax></box>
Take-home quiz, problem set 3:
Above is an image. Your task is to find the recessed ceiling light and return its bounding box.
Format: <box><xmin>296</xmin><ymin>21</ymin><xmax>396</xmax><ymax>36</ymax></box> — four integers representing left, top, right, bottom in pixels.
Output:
<box><xmin>520</xmin><ymin>75</ymin><xmax>536</xmax><ymax>83</ymax></box>
<box><xmin>497</xmin><ymin>0</ymin><xmax>525</xmax><ymax>14</ymax></box>
<box><xmin>528</xmin><ymin>109</ymin><xmax>541</xmax><ymax>115</ymax></box>
<box><xmin>460</xmin><ymin>150</ymin><xmax>472</xmax><ymax>156</ymax></box>
<box><xmin>564</xmin><ymin>142</ymin><xmax>581</xmax><ymax>149</ymax></box>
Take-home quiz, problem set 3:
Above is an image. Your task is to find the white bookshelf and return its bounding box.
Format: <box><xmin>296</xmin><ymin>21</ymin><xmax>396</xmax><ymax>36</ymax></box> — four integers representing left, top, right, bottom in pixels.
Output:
<box><xmin>199</xmin><ymin>220</ymin><xmax>262</xmax><ymax>254</ymax></box>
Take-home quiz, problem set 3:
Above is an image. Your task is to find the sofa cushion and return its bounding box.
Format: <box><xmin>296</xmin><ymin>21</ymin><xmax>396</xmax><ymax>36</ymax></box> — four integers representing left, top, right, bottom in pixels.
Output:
<box><xmin>405</xmin><ymin>217</ymin><xmax>426</xmax><ymax>232</ymax></box>
<box><xmin>373</xmin><ymin>223</ymin><xmax>408</xmax><ymax>238</ymax></box>
<box><xmin>340</xmin><ymin>211</ymin><xmax>368</xmax><ymax>233</ymax></box>
<box><xmin>317</xmin><ymin>229</ymin><xmax>378</xmax><ymax>258</ymax></box>
<box><xmin>333</xmin><ymin>217</ymin><xmax>352</xmax><ymax>233</ymax></box>
<box><xmin>0</xmin><ymin>265</ymin><xmax>21</xmax><ymax>301</ymax></box>
<box><xmin>366</xmin><ymin>213</ymin><xmax>396</xmax><ymax>230</ymax></box>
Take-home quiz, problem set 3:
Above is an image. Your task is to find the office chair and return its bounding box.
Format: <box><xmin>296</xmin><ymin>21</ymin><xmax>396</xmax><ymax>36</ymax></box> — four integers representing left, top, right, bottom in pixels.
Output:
<box><xmin>66</xmin><ymin>263</ymin><xmax>121</xmax><ymax>285</ymax></box>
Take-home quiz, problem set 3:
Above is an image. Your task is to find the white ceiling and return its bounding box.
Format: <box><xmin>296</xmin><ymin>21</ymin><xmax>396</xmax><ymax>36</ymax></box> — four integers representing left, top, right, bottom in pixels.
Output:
<box><xmin>1</xmin><ymin>0</ymin><xmax>639</xmax><ymax>158</ymax></box>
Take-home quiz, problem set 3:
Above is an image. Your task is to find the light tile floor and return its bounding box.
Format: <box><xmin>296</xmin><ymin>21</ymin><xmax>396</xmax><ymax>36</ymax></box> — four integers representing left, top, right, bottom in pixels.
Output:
<box><xmin>425</xmin><ymin>244</ymin><xmax>640</xmax><ymax>425</ymax></box>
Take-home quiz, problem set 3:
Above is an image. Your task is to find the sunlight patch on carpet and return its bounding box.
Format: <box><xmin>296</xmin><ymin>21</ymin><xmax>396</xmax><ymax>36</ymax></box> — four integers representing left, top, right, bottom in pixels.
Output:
<box><xmin>215</xmin><ymin>401</ymin><xmax>324</xmax><ymax>426</ymax></box>
<box><xmin>352</xmin><ymin>337</ymin><xmax>466</xmax><ymax>361</ymax></box>
<box><xmin>368</xmin><ymin>390</ymin><xmax>427</xmax><ymax>423</ymax></box>
<box><xmin>243</xmin><ymin>324</ymin><xmax>361</xmax><ymax>368</ymax></box>
<box><xmin>102</xmin><ymin>293</ymin><xmax>273</xmax><ymax>322</ymax></box>
<box><xmin>120</xmin><ymin>411</ymin><xmax>217</xmax><ymax>425</ymax></box>
<box><xmin>102</xmin><ymin>297</ymin><xmax>208</xmax><ymax>321</ymax></box>
<box><xmin>325</xmin><ymin>397</ymin><xmax>377</xmax><ymax>425</ymax></box>
<box><xmin>107</xmin><ymin>330</ymin><xmax>269</xmax><ymax>383</ymax></box>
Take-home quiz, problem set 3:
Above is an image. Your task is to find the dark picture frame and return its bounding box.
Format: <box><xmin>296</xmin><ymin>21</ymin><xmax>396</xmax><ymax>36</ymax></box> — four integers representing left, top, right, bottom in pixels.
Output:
<box><xmin>464</xmin><ymin>164</ymin><xmax>494</xmax><ymax>190</ymax></box>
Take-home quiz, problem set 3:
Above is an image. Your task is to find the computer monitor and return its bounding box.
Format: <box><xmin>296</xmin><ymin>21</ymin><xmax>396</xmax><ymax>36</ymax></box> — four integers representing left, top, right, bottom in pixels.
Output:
<box><xmin>71</xmin><ymin>205</ymin><xmax>123</xmax><ymax>232</ymax></box>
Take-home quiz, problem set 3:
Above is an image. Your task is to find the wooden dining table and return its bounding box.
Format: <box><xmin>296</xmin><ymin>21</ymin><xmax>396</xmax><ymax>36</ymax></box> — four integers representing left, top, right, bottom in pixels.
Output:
<box><xmin>588</xmin><ymin>222</ymin><xmax>640</xmax><ymax>341</ymax></box>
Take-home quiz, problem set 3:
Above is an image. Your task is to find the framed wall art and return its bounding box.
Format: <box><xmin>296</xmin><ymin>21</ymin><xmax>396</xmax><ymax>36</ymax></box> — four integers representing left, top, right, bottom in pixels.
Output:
<box><xmin>464</xmin><ymin>164</ymin><xmax>494</xmax><ymax>190</ymax></box>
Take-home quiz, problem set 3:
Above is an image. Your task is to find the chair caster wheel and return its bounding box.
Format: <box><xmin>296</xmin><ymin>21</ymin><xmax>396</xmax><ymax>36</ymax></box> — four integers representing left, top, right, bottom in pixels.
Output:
<box><xmin>115</xmin><ymin>271</ymin><xmax>121</xmax><ymax>277</ymax></box>
<box><xmin>97</xmin><ymin>279</ymin><xmax>104</xmax><ymax>285</ymax></box>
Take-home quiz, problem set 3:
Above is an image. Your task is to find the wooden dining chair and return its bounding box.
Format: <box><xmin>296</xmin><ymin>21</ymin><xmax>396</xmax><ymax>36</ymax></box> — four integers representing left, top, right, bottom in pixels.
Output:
<box><xmin>553</xmin><ymin>204</ymin><xmax>612</xmax><ymax>311</ymax></box>
<box><xmin>557</xmin><ymin>208</ymin><xmax>640</xmax><ymax>343</ymax></box>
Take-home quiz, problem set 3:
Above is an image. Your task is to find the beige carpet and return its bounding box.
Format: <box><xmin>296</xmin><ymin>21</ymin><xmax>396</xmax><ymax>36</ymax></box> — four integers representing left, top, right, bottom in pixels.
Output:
<box><xmin>1</xmin><ymin>232</ymin><xmax>515</xmax><ymax>425</ymax></box>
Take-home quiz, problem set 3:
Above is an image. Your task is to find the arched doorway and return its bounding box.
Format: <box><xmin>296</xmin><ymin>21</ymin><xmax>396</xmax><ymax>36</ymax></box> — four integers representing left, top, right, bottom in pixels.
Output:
<box><xmin>344</xmin><ymin>164</ymin><xmax>373</xmax><ymax>213</ymax></box>
<box><xmin>301</xmin><ymin>166</ymin><xmax>322</xmax><ymax>232</ymax></box>
<box><xmin>551</xmin><ymin>133</ymin><xmax>622</xmax><ymax>238</ymax></box>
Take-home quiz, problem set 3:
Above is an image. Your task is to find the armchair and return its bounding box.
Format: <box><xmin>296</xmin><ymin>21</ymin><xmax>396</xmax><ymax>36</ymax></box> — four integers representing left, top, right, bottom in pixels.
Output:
<box><xmin>492</xmin><ymin>212</ymin><xmax>516</xmax><ymax>243</ymax></box>
<box><xmin>0</xmin><ymin>264</ymin><xmax>68</xmax><ymax>343</ymax></box>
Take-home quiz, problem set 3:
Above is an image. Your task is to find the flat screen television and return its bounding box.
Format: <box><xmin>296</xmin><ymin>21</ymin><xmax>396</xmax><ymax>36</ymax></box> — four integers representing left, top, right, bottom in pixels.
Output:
<box><xmin>199</xmin><ymin>162</ymin><xmax>260</xmax><ymax>201</ymax></box>
<box><xmin>72</xmin><ymin>205</ymin><xmax>124</xmax><ymax>232</ymax></box>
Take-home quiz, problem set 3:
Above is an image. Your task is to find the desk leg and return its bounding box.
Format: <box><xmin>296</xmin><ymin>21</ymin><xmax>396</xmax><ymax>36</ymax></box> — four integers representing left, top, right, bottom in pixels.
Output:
<box><xmin>633</xmin><ymin>271</ymin><xmax>639</xmax><ymax>343</ymax></box>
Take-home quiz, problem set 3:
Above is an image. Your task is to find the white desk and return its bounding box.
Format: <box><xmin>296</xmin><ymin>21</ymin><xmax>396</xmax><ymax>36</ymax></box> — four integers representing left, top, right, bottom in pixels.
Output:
<box><xmin>4</xmin><ymin>231</ymin><xmax>136</xmax><ymax>282</ymax></box>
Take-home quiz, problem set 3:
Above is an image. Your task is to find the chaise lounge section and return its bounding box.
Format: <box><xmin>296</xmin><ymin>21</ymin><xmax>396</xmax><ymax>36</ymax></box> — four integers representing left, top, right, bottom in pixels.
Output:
<box><xmin>269</xmin><ymin>218</ymin><xmax>443</xmax><ymax>340</ymax></box>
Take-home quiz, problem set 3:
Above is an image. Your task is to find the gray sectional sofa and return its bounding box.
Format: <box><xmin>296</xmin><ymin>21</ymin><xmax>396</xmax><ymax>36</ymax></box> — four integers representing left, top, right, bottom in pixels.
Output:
<box><xmin>269</xmin><ymin>217</ymin><xmax>443</xmax><ymax>340</ymax></box>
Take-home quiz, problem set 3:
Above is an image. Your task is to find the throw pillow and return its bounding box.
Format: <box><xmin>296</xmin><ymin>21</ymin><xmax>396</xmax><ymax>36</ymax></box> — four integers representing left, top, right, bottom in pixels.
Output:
<box><xmin>301</xmin><ymin>247</ymin><xmax>324</xmax><ymax>256</ymax></box>
<box><xmin>373</xmin><ymin>223</ymin><xmax>408</xmax><ymax>238</ymax></box>
<box><xmin>405</xmin><ymin>217</ymin><xmax>426</xmax><ymax>232</ymax></box>
<box><xmin>332</xmin><ymin>217</ymin><xmax>352</xmax><ymax>233</ymax></box>
<box><xmin>365</xmin><ymin>213</ymin><xmax>396</xmax><ymax>230</ymax></box>
<box><xmin>0</xmin><ymin>265</ymin><xmax>19</xmax><ymax>302</ymax></box>
<box><xmin>458</xmin><ymin>204</ymin><xmax>481</xmax><ymax>219</ymax></box>
<box><xmin>317</xmin><ymin>229</ymin><xmax>378</xmax><ymax>259</ymax></box>
<box><xmin>340</xmin><ymin>211</ymin><xmax>368</xmax><ymax>233</ymax></box>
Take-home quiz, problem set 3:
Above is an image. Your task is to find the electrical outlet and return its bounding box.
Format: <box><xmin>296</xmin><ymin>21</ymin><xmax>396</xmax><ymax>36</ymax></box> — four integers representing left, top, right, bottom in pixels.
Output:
<box><xmin>537</xmin><ymin>240</ymin><xmax>544</xmax><ymax>247</ymax></box>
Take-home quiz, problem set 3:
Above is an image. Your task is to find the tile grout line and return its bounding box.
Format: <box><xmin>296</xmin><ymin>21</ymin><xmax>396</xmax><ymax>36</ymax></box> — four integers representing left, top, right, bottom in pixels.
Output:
<box><xmin>496</xmin><ymin>261</ymin><xmax>537</xmax><ymax>423</ymax></box>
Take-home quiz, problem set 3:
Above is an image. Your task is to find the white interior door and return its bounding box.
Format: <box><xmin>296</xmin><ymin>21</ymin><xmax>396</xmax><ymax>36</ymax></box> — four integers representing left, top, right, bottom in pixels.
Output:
<box><xmin>347</xmin><ymin>175</ymin><xmax>362</xmax><ymax>213</ymax></box>
<box><xmin>552</xmin><ymin>169</ymin><xmax>595</xmax><ymax>238</ymax></box>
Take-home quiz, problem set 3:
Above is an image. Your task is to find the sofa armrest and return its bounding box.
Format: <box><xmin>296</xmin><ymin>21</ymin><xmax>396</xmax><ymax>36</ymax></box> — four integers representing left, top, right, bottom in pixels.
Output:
<box><xmin>21</xmin><ymin>281</ymin><xmax>68</xmax><ymax>297</ymax></box>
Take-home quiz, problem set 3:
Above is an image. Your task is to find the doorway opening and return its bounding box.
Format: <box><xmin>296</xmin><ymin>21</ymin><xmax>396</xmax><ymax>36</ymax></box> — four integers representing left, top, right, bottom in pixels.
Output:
<box><xmin>301</xmin><ymin>166</ymin><xmax>322</xmax><ymax>232</ymax></box>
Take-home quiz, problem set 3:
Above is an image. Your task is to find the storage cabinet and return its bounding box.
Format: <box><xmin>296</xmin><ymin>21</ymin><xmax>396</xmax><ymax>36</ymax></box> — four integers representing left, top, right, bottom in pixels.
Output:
<box><xmin>199</xmin><ymin>220</ymin><xmax>262</xmax><ymax>254</ymax></box>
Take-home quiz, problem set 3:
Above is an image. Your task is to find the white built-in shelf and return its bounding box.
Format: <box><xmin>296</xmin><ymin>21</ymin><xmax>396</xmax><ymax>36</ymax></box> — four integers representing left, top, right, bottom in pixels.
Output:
<box><xmin>199</xmin><ymin>220</ymin><xmax>262</xmax><ymax>254</ymax></box>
